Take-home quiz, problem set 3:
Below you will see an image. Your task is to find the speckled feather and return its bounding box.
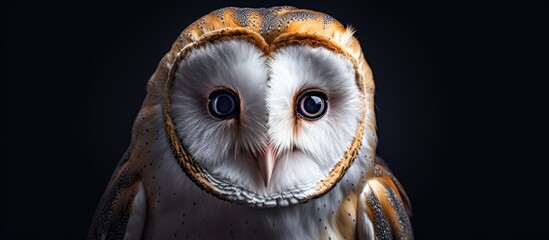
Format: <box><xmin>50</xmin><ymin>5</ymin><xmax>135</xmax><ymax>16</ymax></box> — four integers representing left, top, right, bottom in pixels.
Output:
<box><xmin>88</xmin><ymin>6</ymin><xmax>412</xmax><ymax>240</ymax></box>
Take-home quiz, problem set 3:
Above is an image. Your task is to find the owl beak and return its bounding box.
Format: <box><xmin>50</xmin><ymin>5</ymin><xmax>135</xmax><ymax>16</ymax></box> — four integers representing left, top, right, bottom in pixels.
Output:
<box><xmin>257</xmin><ymin>144</ymin><xmax>276</xmax><ymax>187</ymax></box>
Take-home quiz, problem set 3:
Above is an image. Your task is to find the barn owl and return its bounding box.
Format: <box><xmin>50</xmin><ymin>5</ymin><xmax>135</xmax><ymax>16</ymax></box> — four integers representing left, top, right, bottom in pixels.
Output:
<box><xmin>88</xmin><ymin>6</ymin><xmax>413</xmax><ymax>240</ymax></box>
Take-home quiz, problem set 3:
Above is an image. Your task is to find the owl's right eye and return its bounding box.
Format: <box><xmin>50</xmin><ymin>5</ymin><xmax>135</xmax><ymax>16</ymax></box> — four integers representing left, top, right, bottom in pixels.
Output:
<box><xmin>208</xmin><ymin>89</ymin><xmax>239</xmax><ymax>119</ymax></box>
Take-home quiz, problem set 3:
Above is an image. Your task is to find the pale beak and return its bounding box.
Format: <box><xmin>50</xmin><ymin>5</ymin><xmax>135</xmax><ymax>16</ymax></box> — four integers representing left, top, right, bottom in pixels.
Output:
<box><xmin>257</xmin><ymin>144</ymin><xmax>276</xmax><ymax>187</ymax></box>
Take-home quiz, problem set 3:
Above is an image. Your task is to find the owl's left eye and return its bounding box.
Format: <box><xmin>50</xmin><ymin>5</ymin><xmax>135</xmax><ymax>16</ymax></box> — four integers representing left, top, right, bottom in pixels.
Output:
<box><xmin>208</xmin><ymin>89</ymin><xmax>239</xmax><ymax>119</ymax></box>
<box><xmin>296</xmin><ymin>90</ymin><xmax>328</xmax><ymax>120</ymax></box>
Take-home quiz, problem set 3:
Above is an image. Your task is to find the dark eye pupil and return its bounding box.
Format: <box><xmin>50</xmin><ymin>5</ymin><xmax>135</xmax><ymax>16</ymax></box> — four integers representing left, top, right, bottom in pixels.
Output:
<box><xmin>296</xmin><ymin>91</ymin><xmax>327</xmax><ymax>120</ymax></box>
<box><xmin>303</xmin><ymin>96</ymin><xmax>323</xmax><ymax>114</ymax></box>
<box><xmin>213</xmin><ymin>94</ymin><xmax>234</xmax><ymax>114</ymax></box>
<box><xmin>208</xmin><ymin>90</ymin><xmax>238</xmax><ymax>119</ymax></box>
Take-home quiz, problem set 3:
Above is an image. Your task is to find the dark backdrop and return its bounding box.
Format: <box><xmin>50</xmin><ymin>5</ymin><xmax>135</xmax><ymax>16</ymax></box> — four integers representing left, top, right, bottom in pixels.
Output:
<box><xmin>2</xmin><ymin>0</ymin><xmax>546</xmax><ymax>239</ymax></box>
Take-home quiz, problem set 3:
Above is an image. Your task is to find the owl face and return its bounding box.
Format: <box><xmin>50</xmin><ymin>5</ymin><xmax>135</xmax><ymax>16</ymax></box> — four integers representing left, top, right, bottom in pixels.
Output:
<box><xmin>160</xmin><ymin>7</ymin><xmax>375</xmax><ymax>207</ymax></box>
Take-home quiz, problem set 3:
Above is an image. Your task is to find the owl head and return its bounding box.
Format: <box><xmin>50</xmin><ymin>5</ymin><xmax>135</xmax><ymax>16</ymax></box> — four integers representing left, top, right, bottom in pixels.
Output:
<box><xmin>142</xmin><ymin>6</ymin><xmax>376</xmax><ymax>207</ymax></box>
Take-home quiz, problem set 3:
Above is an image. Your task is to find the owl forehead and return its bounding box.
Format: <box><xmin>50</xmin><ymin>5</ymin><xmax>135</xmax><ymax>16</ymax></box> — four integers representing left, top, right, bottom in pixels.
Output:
<box><xmin>170</xmin><ymin>28</ymin><xmax>362</xmax><ymax>92</ymax></box>
<box><xmin>165</xmin><ymin>6</ymin><xmax>367</xmax><ymax>93</ymax></box>
<box><xmin>183</xmin><ymin>6</ymin><xmax>345</xmax><ymax>45</ymax></box>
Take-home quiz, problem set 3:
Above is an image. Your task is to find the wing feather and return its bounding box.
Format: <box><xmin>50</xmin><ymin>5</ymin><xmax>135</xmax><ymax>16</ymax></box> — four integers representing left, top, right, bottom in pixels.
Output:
<box><xmin>358</xmin><ymin>157</ymin><xmax>413</xmax><ymax>240</ymax></box>
<box><xmin>88</xmin><ymin>150</ymin><xmax>147</xmax><ymax>240</ymax></box>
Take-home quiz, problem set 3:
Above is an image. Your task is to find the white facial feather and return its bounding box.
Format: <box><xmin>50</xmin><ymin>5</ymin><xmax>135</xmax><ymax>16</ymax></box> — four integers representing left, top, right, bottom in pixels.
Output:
<box><xmin>171</xmin><ymin>40</ymin><xmax>268</xmax><ymax>190</ymax></box>
<box><xmin>267</xmin><ymin>45</ymin><xmax>362</xmax><ymax>191</ymax></box>
<box><xmin>171</xmin><ymin>40</ymin><xmax>362</xmax><ymax>197</ymax></box>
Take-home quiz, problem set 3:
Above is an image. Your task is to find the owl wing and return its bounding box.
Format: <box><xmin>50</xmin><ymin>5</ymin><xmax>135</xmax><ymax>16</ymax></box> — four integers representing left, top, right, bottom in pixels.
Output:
<box><xmin>357</xmin><ymin>157</ymin><xmax>413</xmax><ymax>240</ymax></box>
<box><xmin>88</xmin><ymin>149</ymin><xmax>147</xmax><ymax>240</ymax></box>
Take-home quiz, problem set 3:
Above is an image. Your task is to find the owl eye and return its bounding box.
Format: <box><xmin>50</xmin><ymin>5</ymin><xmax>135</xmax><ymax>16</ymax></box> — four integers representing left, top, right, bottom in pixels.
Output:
<box><xmin>296</xmin><ymin>90</ymin><xmax>328</xmax><ymax>120</ymax></box>
<box><xmin>208</xmin><ymin>89</ymin><xmax>239</xmax><ymax>119</ymax></box>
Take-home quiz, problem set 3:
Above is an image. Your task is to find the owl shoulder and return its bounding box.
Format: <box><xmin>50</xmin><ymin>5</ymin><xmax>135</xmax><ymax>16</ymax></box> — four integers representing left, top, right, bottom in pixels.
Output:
<box><xmin>88</xmin><ymin>150</ymin><xmax>147</xmax><ymax>240</ymax></box>
<box><xmin>357</xmin><ymin>157</ymin><xmax>414</xmax><ymax>239</ymax></box>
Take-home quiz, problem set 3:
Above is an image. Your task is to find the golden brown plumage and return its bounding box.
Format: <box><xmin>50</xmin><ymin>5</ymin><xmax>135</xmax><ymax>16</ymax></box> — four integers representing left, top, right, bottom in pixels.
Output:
<box><xmin>89</xmin><ymin>6</ymin><xmax>412</xmax><ymax>239</ymax></box>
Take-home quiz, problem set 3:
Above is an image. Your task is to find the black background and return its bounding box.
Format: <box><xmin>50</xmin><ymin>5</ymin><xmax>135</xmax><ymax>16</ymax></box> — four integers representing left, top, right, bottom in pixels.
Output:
<box><xmin>2</xmin><ymin>0</ymin><xmax>546</xmax><ymax>239</ymax></box>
